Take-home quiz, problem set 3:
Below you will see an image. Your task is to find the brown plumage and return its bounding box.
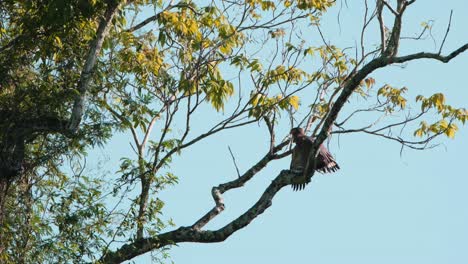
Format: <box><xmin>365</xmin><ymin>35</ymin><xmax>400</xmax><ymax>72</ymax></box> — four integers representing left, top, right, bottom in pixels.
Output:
<box><xmin>290</xmin><ymin>127</ymin><xmax>340</xmax><ymax>191</ymax></box>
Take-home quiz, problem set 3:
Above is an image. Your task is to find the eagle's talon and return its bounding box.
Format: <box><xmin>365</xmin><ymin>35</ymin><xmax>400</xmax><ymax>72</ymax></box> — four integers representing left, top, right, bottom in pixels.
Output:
<box><xmin>291</xmin><ymin>174</ymin><xmax>309</xmax><ymax>191</ymax></box>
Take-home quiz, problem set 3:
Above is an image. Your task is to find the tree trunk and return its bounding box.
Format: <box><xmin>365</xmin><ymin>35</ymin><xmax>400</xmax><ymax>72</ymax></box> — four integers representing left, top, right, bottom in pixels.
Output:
<box><xmin>0</xmin><ymin>177</ymin><xmax>10</xmax><ymax>255</ymax></box>
<box><xmin>0</xmin><ymin>134</ymin><xmax>24</xmax><ymax>255</ymax></box>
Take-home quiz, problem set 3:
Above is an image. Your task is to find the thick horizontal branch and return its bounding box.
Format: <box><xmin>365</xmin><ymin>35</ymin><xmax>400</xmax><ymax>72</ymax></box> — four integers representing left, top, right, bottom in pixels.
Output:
<box><xmin>392</xmin><ymin>43</ymin><xmax>468</xmax><ymax>63</ymax></box>
<box><xmin>99</xmin><ymin>169</ymin><xmax>296</xmax><ymax>264</ymax></box>
<box><xmin>0</xmin><ymin>110</ymin><xmax>70</xmax><ymax>136</ymax></box>
<box><xmin>192</xmin><ymin>141</ymin><xmax>291</xmax><ymax>230</ymax></box>
<box><xmin>25</xmin><ymin>116</ymin><xmax>70</xmax><ymax>135</ymax></box>
<box><xmin>98</xmin><ymin>41</ymin><xmax>468</xmax><ymax>264</ymax></box>
<box><xmin>100</xmin><ymin>42</ymin><xmax>468</xmax><ymax>264</ymax></box>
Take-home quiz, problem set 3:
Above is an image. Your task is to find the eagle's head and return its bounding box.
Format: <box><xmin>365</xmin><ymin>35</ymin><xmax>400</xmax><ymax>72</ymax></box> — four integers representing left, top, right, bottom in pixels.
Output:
<box><xmin>290</xmin><ymin>127</ymin><xmax>305</xmax><ymax>143</ymax></box>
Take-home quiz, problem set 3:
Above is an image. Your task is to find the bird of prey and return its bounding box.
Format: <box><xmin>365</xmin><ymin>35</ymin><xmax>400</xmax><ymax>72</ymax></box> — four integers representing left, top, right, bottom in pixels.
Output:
<box><xmin>290</xmin><ymin>127</ymin><xmax>339</xmax><ymax>191</ymax></box>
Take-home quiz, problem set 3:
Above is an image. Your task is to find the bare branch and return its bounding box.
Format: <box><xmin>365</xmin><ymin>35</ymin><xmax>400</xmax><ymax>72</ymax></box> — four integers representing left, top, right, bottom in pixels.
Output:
<box><xmin>100</xmin><ymin>167</ymin><xmax>296</xmax><ymax>264</ymax></box>
<box><xmin>382</xmin><ymin>0</ymin><xmax>399</xmax><ymax>16</ymax></box>
<box><xmin>191</xmin><ymin>140</ymin><xmax>290</xmax><ymax>230</ymax></box>
<box><xmin>438</xmin><ymin>10</ymin><xmax>453</xmax><ymax>55</ymax></box>
<box><xmin>376</xmin><ymin>0</ymin><xmax>386</xmax><ymax>53</ymax></box>
<box><xmin>304</xmin><ymin>42</ymin><xmax>468</xmax><ymax>182</ymax></box>
<box><xmin>392</xmin><ymin>43</ymin><xmax>468</xmax><ymax>63</ymax></box>
<box><xmin>382</xmin><ymin>0</ymin><xmax>407</xmax><ymax>57</ymax></box>
<box><xmin>264</xmin><ymin>116</ymin><xmax>276</xmax><ymax>154</ymax></box>
<box><xmin>360</xmin><ymin>0</ymin><xmax>374</xmax><ymax>57</ymax></box>
<box><xmin>141</xmin><ymin>114</ymin><xmax>159</xmax><ymax>151</ymax></box>
<box><xmin>333</xmin><ymin>111</ymin><xmax>433</xmax><ymax>150</ymax></box>
<box><xmin>227</xmin><ymin>146</ymin><xmax>241</xmax><ymax>178</ymax></box>
<box><xmin>335</xmin><ymin>102</ymin><xmax>387</xmax><ymax>127</ymax></box>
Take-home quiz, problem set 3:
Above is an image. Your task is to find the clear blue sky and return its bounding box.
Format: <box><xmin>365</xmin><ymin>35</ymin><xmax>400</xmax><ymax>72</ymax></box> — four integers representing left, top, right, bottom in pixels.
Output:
<box><xmin>98</xmin><ymin>1</ymin><xmax>468</xmax><ymax>263</ymax></box>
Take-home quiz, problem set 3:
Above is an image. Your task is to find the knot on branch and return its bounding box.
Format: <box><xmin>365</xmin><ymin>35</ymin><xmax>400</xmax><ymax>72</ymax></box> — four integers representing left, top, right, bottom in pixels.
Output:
<box><xmin>211</xmin><ymin>187</ymin><xmax>225</xmax><ymax>210</ymax></box>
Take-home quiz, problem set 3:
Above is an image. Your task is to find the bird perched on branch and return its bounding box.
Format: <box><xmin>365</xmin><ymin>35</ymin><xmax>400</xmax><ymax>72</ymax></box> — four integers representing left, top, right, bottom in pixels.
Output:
<box><xmin>289</xmin><ymin>127</ymin><xmax>339</xmax><ymax>191</ymax></box>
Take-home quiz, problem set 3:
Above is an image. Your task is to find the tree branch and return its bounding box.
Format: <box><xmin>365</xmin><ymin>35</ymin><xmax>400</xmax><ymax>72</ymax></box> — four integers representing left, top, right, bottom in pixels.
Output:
<box><xmin>101</xmin><ymin>7</ymin><xmax>468</xmax><ymax>264</ymax></box>
<box><xmin>99</xmin><ymin>140</ymin><xmax>292</xmax><ymax>263</ymax></box>
<box><xmin>304</xmin><ymin>43</ymin><xmax>468</xmax><ymax>182</ymax></box>
<box><xmin>99</xmin><ymin>169</ymin><xmax>296</xmax><ymax>264</ymax></box>
<box><xmin>438</xmin><ymin>10</ymin><xmax>453</xmax><ymax>55</ymax></box>
<box><xmin>392</xmin><ymin>43</ymin><xmax>468</xmax><ymax>63</ymax></box>
<box><xmin>227</xmin><ymin>146</ymin><xmax>241</xmax><ymax>178</ymax></box>
<box><xmin>126</xmin><ymin>15</ymin><xmax>159</xmax><ymax>32</ymax></box>
<box><xmin>192</xmin><ymin>141</ymin><xmax>290</xmax><ymax>230</ymax></box>
<box><xmin>376</xmin><ymin>0</ymin><xmax>386</xmax><ymax>53</ymax></box>
<box><xmin>382</xmin><ymin>0</ymin><xmax>399</xmax><ymax>16</ymax></box>
<box><xmin>68</xmin><ymin>2</ymin><xmax>120</xmax><ymax>132</ymax></box>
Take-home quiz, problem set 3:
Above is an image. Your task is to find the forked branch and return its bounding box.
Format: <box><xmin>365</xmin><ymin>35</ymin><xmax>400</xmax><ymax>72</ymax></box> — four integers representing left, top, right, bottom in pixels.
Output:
<box><xmin>100</xmin><ymin>141</ymin><xmax>293</xmax><ymax>263</ymax></box>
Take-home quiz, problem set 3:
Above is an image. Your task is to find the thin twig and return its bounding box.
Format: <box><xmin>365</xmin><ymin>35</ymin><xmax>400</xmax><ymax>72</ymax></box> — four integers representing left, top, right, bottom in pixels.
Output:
<box><xmin>227</xmin><ymin>146</ymin><xmax>241</xmax><ymax>178</ymax></box>
<box><xmin>439</xmin><ymin>10</ymin><xmax>453</xmax><ymax>55</ymax></box>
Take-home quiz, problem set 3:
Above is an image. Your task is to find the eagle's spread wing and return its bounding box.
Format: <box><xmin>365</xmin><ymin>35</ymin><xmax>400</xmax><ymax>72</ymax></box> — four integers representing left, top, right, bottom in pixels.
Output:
<box><xmin>315</xmin><ymin>143</ymin><xmax>340</xmax><ymax>173</ymax></box>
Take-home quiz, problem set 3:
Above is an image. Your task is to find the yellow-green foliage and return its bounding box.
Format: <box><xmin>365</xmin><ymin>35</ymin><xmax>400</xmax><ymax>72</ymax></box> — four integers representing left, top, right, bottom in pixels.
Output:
<box><xmin>413</xmin><ymin>93</ymin><xmax>468</xmax><ymax>138</ymax></box>
<box><xmin>377</xmin><ymin>85</ymin><xmax>408</xmax><ymax>109</ymax></box>
<box><xmin>248</xmin><ymin>93</ymin><xmax>300</xmax><ymax>118</ymax></box>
